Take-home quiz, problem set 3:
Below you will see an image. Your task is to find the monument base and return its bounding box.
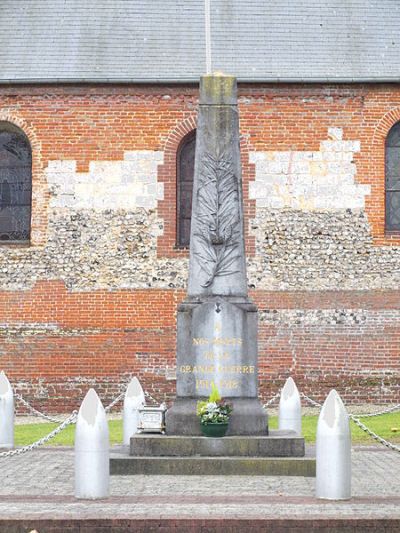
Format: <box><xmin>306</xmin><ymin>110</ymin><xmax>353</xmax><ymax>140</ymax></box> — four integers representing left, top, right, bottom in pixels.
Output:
<box><xmin>129</xmin><ymin>432</ymin><xmax>303</xmax><ymax>457</ymax></box>
<box><xmin>165</xmin><ymin>398</ymin><xmax>268</xmax><ymax>436</ymax></box>
<box><xmin>109</xmin><ymin>432</ymin><xmax>315</xmax><ymax>477</ymax></box>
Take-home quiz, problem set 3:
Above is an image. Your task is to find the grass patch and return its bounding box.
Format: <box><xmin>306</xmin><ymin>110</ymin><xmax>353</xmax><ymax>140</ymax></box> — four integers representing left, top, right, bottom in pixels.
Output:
<box><xmin>15</xmin><ymin>419</ymin><xmax>123</xmax><ymax>447</ymax></box>
<box><xmin>14</xmin><ymin>412</ymin><xmax>400</xmax><ymax>447</ymax></box>
<box><xmin>269</xmin><ymin>413</ymin><xmax>400</xmax><ymax>444</ymax></box>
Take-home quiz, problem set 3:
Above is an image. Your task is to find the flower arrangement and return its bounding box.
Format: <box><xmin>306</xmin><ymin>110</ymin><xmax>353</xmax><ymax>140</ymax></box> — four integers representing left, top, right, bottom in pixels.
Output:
<box><xmin>197</xmin><ymin>383</ymin><xmax>233</xmax><ymax>426</ymax></box>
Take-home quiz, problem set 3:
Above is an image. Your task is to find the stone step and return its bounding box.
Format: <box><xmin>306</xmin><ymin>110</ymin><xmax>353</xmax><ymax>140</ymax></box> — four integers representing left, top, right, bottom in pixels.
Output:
<box><xmin>110</xmin><ymin>455</ymin><xmax>316</xmax><ymax>476</ymax></box>
<box><xmin>130</xmin><ymin>431</ymin><xmax>305</xmax><ymax>457</ymax></box>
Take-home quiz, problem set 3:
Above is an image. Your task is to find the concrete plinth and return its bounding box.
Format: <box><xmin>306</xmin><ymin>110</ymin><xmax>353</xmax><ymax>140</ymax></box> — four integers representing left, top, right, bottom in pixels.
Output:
<box><xmin>166</xmin><ymin>398</ymin><xmax>267</xmax><ymax>436</ymax></box>
<box><xmin>130</xmin><ymin>432</ymin><xmax>304</xmax><ymax>457</ymax></box>
<box><xmin>110</xmin><ymin>432</ymin><xmax>313</xmax><ymax>476</ymax></box>
<box><xmin>110</xmin><ymin>455</ymin><xmax>316</xmax><ymax>476</ymax></box>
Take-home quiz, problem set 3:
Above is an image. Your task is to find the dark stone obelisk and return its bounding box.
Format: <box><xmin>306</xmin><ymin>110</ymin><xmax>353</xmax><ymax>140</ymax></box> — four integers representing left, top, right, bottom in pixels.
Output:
<box><xmin>166</xmin><ymin>74</ymin><xmax>267</xmax><ymax>435</ymax></box>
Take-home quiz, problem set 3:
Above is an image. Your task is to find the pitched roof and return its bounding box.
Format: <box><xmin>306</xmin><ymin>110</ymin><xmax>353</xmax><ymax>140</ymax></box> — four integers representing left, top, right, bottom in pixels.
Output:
<box><xmin>1</xmin><ymin>0</ymin><xmax>400</xmax><ymax>84</ymax></box>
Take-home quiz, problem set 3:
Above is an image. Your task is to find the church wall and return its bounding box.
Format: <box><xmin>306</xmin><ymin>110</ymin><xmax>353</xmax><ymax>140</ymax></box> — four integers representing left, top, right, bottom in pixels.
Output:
<box><xmin>0</xmin><ymin>83</ymin><xmax>399</xmax><ymax>410</ymax></box>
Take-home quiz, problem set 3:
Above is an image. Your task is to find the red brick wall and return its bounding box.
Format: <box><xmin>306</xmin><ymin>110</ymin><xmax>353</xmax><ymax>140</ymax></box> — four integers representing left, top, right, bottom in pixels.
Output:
<box><xmin>254</xmin><ymin>291</ymin><xmax>400</xmax><ymax>405</ymax></box>
<box><xmin>1</xmin><ymin>83</ymin><xmax>400</xmax><ymax>245</ymax></box>
<box><xmin>0</xmin><ymin>83</ymin><xmax>400</xmax><ymax>410</ymax></box>
<box><xmin>0</xmin><ymin>281</ymin><xmax>399</xmax><ymax>412</ymax></box>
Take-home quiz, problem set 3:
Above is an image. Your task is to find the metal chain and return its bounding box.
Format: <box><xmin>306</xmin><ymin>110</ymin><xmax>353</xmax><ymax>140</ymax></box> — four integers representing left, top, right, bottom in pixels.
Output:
<box><xmin>145</xmin><ymin>390</ymin><xmax>161</xmax><ymax>404</ymax></box>
<box><xmin>106</xmin><ymin>388</ymin><xmax>163</xmax><ymax>410</ymax></box>
<box><xmin>349</xmin><ymin>415</ymin><xmax>400</xmax><ymax>453</ymax></box>
<box><xmin>15</xmin><ymin>393</ymin><xmax>64</xmax><ymax>423</ymax></box>
<box><xmin>0</xmin><ymin>411</ymin><xmax>78</xmax><ymax>459</ymax></box>
<box><xmin>300</xmin><ymin>393</ymin><xmax>400</xmax><ymax>418</ymax></box>
<box><xmin>15</xmin><ymin>386</ymin><xmax>400</xmax><ymax>419</ymax></box>
<box><xmin>104</xmin><ymin>391</ymin><xmax>125</xmax><ymax>413</ymax></box>
<box><xmin>299</xmin><ymin>392</ymin><xmax>400</xmax><ymax>453</ymax></box>
<box><xmin>6</xmin><ymin>387</ymin><xmax>400</xmax><ymax>458</ymax></box>
<box><xmin>300</xmin><ymin>392</ymin><xmax>323</xmax><ymax>408</ymax></box>
<box><xmin>16</xmin><ymin>388</ymin><xmax>127</xmax><ymax>421</ymax></box>
<box><xmin>350</xmin><ymin>403</ymin><xmax>400</xmax><ymax>418</ymax></box>
<box><xmin>1</xmin><ymin>386</ymin><xmax>158</xmax><ymax>460</ymax></box>
<box><xmin>263</xmin><ymin>391</ymin><xmax>281</xmax><ymax>408</ymax></box>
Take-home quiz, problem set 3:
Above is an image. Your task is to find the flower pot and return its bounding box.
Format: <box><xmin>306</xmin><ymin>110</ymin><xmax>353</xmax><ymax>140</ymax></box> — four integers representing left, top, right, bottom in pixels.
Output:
<box><xmin>200</xmin><ymin>422</ymin><xmax>229</xmax><ymax>437</ymax></box>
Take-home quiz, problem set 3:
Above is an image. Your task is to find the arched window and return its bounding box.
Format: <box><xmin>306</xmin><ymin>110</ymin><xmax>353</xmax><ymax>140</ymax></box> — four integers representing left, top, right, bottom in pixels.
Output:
<box><xmin>177</xmin><ymin>130</ymin><xmax>196</xmax><ymax>247</ymax></box>
<box><xmin>0</xmin><ymin>123</ymin><xmax>32</xmax><ymax>241</ymax></box>
<box><xmin>386</xmin><ymin>122</ymin><xmax>400</xmax><ymax>232</ymax></box>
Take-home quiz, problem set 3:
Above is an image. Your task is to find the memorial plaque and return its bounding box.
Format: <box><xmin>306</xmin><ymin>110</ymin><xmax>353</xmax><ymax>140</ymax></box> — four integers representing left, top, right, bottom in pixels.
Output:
<box><xmin>177</xmin><ymin>300</ymin><xmax>257</xmax><ymax>398</ymax></box>
<box><xmin>138</xmin><ymin>406</ymin><xmax>166</xmax><ymax>434</ymax></box>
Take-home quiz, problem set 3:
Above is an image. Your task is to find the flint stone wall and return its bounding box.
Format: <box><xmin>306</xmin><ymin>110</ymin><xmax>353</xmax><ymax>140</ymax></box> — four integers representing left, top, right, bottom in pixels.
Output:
<box><xmin>1</xmin><ymin>130</ymin><xmax>399</xmax><ymax>291</ymax></box>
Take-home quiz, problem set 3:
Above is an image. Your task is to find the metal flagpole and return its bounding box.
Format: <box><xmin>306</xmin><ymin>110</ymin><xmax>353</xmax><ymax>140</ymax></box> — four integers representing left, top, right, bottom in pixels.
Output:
<box><xmin>205</xmin><ymin>0</ymin><xmax>212</xmax><ymax>74</ymax></box>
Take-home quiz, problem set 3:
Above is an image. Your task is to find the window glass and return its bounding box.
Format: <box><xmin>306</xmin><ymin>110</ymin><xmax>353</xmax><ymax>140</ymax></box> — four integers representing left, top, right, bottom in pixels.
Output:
<box><xmin>0</xmin><ymin>123</ymin><xmax>32</xmax><ymax>241</ymax></box>
<box><xmin>177</xmin><ymin>131</ymin><xmax>196</xmax><ymax>247</ymax></box>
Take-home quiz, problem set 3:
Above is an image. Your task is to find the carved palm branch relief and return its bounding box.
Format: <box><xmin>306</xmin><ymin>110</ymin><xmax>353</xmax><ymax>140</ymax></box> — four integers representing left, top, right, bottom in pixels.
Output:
<box><xmin>194</xmin><ymin>151</ymin><xmax>241</xmax><ymax>288</ymax></box>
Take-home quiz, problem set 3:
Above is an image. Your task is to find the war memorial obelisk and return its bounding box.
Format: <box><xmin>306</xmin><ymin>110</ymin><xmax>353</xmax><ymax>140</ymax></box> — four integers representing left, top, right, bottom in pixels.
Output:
<box><xmin>110</xmin><ymin>74</ymin><xmax>310</xmax><ymax>474</ymax></box>
<box><xmin>166</xmin><ymin>74</ymin><xmax>268</xmax><ymax>435</ymax></box>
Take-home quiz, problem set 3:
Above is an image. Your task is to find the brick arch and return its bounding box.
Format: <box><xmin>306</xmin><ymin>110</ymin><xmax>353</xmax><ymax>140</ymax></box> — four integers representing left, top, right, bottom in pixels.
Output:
<box><xmin>0</xmin><ymin>111</ymin><xmax>41</xmax><ymax>154</ymax></box>
<box><xmin>366</xmin><ymin>108</ymin><xmax>400</xmax><ymax>244</ymax></box>
<box><xmin>157</xmin><ymin>117</ymin><xmax>197</xmax><ymax>257</ymax></box>
<box><xmin>157</xmin><ymin>117</ymin><xmax>257</xmax><ymax>257</ymax></box>
<box><xmin>372</xmin><ymin>107</ymin><xmax>400</xmax><ymax>146</ymax></box>
<box><xmin>371</xmin><ymin>107</ymin><xmax>400</xmax><ymax>146</ymax></box>
<box><xmin>0</xmin><ymin>111</ymin><xmax>48</xmax><ymax>246</ymax></box>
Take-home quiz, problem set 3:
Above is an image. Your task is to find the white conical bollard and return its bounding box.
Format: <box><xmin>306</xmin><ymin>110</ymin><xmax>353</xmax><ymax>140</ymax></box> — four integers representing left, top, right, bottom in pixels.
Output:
<box><xmin>316</xmin><ymin>389</ymin><xmax>351</xmax><ymax>500</ymax></box>
<box><xmin>74</xmin><ymin>388</ymin><xmax>109</xmax><ymax>499</ymax></box>
<box><xmin>278</xmin><ymin>377</ymin><xmax>302</xmax><ymax>435</ymax></box>
<box><xmin>0</xmin><ymin>371</ymin><xmax>14</xmax><ymax>449</ymax></box>
<box><xmin>123</xmin><ymin>377</ymin><xmax>145</xmax><ymax>446</ymax></box>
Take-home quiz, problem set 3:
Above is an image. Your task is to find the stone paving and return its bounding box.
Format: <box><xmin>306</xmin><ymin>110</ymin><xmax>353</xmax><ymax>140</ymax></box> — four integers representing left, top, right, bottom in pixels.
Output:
<box><xmin>0</xmin><ymin>445</ymin><xmax>399</xmax><ymax>521</ymax></box>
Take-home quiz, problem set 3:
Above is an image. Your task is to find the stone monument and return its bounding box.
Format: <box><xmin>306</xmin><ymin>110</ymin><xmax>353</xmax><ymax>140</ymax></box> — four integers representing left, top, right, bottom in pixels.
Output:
<box><xmin>110</xmin><ymin>74</ymin><xmax>311</xmax><ymax>473</ymax></box>
<box><xmin>166</xmin><ymin>73</ymin><xmax>267</xmax><ymax>435</ymax></box>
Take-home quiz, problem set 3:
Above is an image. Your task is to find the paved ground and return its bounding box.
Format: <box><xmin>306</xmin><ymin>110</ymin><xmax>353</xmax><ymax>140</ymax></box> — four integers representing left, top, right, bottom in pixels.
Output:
<box><xmin>0</xmin><ymin>445</ymin><xmax>399</xmax><ymax>523</ymax></box>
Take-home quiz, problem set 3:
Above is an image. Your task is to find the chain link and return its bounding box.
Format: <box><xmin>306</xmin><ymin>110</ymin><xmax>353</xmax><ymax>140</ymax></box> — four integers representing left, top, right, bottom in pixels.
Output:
<box><xmin>299</xmin><ymin>392</ymin><xmax>400</xmax><ymax>453</ymax></box>
<box><xmin>349</xmin><ymin>415</ymin><xmax>400</xmax><ymax>453</ymax></box>
<box><xmin>2</xmin><ymin>387</ymin><xmax>159</xmax><ymax>460</ymax></box>
<box><xmin>106</xmin><ymin>388</ymin><xmax>163</xmax><ymax>410</ymax></box>
<box><xmin>16</xmin><ymin>388</ymin><xmax>127</xmax><ymax>421</ymax></box>
<box><xmin>263</xmin><ymin>391</ymin><xmax>281</xmax><ymax>408</ymax></box>
<box><xmin>5</xmin><ymin>389</ymin><xmax>126</xmax><ymax>461</ymax></box>
<box><xmin>300</xmin><ymin>392</ymin><xmax>323</xmax><ymax>408</ymax></box>
<box><xmin>350</xmin><ymin>403</ymin><xmax>400</xmax><ymax>418</ymax></box>
<box><xmin>300</xmin><ymin>393</ymin><xmax>400</xmax><ymax>419</ymax></box>
<box><xmin>0</xmin><ymin>411</ymin><xmax>78</xmax><ymax>459</ymax></box>
<box><xmin>15</xmin><ymin>393</ymin><xmax>64</xmax><ymax>423</ymax></box>
<box><xmin>144</xmin><ymin>390</ymin><xmax>161</xmax><ymax>405</ymax></box>
<box><xmin>104</xmin><ymin>391</ymin><xmax>125</xmax><ymax>413</ymax></box>
<box><xmin>6</xmin><ymin>386</ymin><xmax>400</xmax><ymax>458</ymax></box>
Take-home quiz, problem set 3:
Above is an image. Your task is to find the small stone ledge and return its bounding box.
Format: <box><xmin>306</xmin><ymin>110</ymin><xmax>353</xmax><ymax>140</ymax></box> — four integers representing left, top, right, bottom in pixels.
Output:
<box><xmin>129</xmin><ymin>432</ymin><xmax>305</xmax><ymax>457</ymax></box>
<box><xmin>110</xmin><ymin>455</ymin><xmax>316</xmax><ymax>476</ymax></box>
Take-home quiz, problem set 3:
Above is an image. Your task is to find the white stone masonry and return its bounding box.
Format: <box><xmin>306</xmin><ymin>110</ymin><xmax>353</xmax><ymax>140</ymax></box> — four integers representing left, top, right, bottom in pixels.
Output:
<box><xmin>46</xmin><ymin>151</ymin><xmax>164</xmax><ymax>210</ymax></box>
<box><xmin>249</xmin><ymin>128</ymin><xmax>370</xmax><ymax>210</ymax></box>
